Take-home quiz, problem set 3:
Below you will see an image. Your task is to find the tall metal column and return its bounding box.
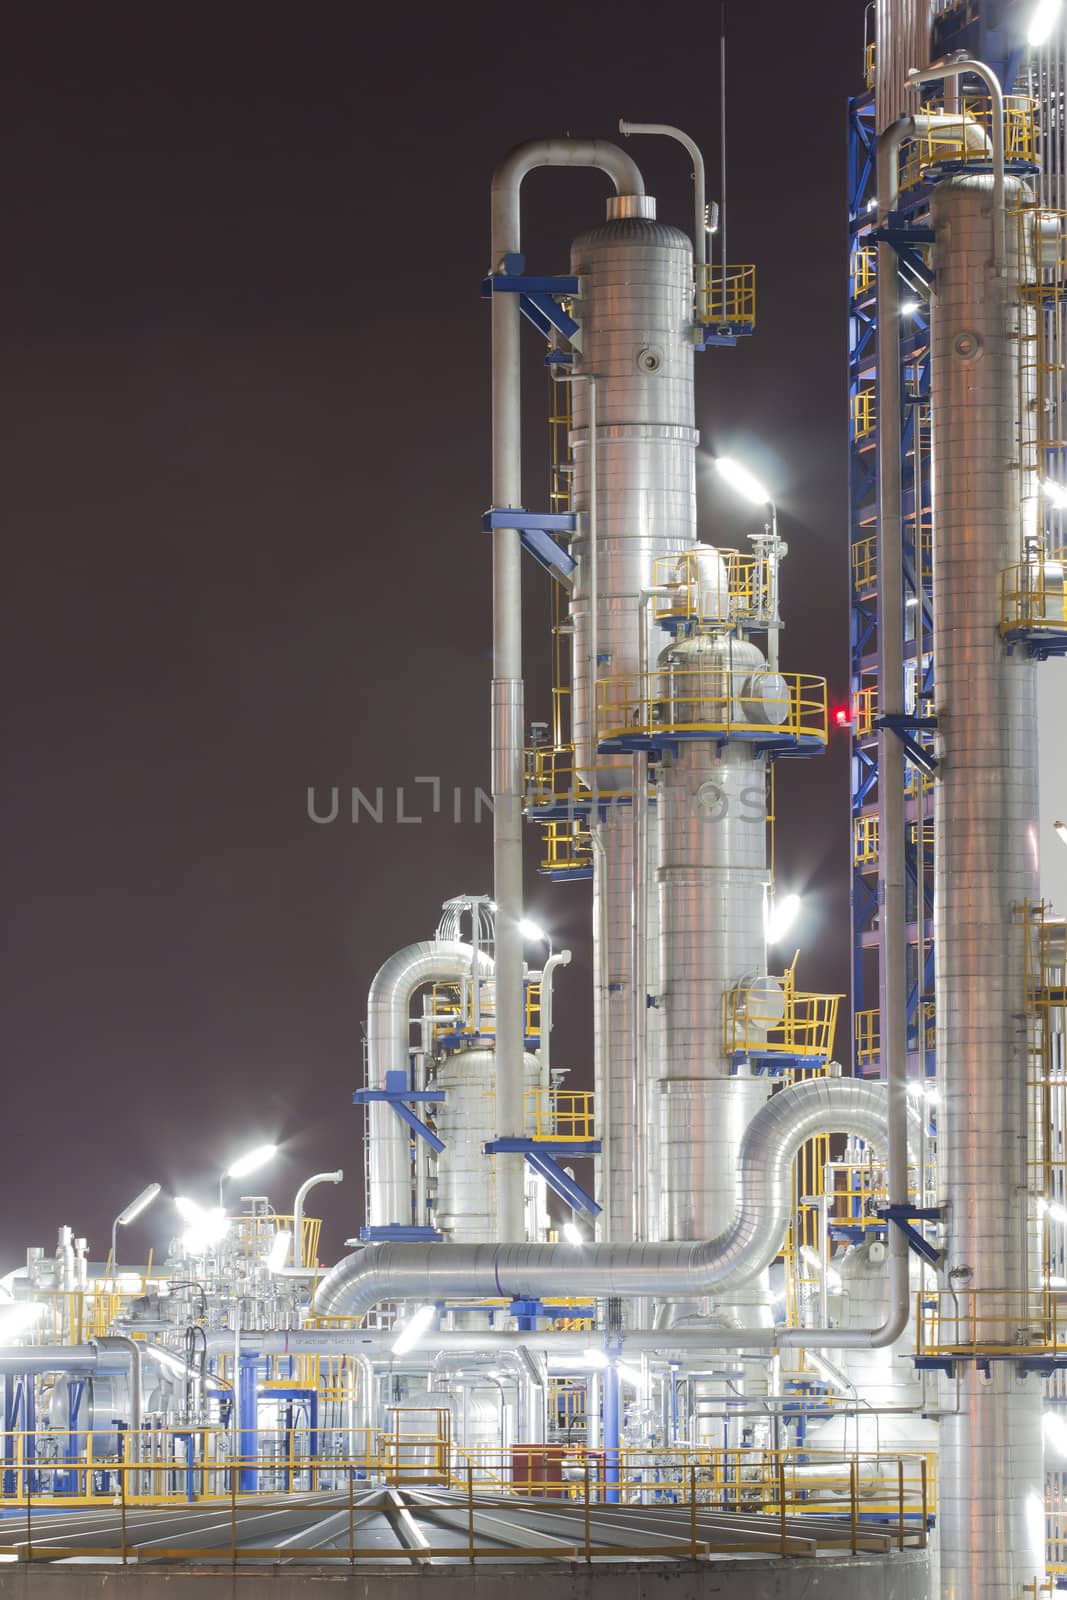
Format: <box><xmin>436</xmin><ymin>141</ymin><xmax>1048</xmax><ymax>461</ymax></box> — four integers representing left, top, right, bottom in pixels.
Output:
<box><xmin>931</xmin><ymin>170</ymin><xmax>1044</xmax><ymax>1599</ymax></box>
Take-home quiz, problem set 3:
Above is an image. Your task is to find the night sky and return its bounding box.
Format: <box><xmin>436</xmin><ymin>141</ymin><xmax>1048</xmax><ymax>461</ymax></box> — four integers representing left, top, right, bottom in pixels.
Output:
<box><xmin>1</xmin><ymin>2</ymin><xmax>863</xmax><ymax>1268</ymax></box>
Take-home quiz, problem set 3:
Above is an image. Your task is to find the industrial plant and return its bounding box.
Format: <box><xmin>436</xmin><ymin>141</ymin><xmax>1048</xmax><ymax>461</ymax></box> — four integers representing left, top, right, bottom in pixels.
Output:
<box><xmin>3</xmin><ymin>1</ymin><xmax>1067</xmax><ymax>1596</ymax></box>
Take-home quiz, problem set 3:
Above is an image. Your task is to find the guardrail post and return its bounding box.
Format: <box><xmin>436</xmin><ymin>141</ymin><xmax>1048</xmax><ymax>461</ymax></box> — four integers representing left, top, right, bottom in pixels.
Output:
<box><xmin>25</xmin><ymin>1463</ymin><xmax>32</xmax><ymax>1564</ymax></box>
<box><xmin>466</xmin><ymin>1463</ymin><xmax>475</xmax><ymax>1563</ymax></box>
<box><xmin>348</xmin><ymin>1465</ymin><xmax>355</xmax><ymax>1565</ymax></box>
<box><xmin>778</xmin><ymin>1458</ymin><xmax>787</xmax><ymax>1556</ymax></box>
<box><xmin>689</xmin><ymin>1464</ymin><xmax>697</xmax><ymax>1558</ymax></box>
<box><xmin>897</xmin><ymin>1457</ymin><xmax>905</xmax><ymax>1551</ymax></box>
<box><xmin>850</xmin><ymin>1460</ymin><xmax>859</xmax><ymax>1554</ymax></box>
<box><xmin>920</xmin><ymin>1457</ymin><xmax>928</xmax><ymax>1548</ymax></box>
<box><xmin>230</xmin><ymin>1448</ymin><xmax>238</xmax><ymax>1567</ymax></box>
<box><xmin>120</xmin><ymin>1454</ymin><xmax>128</xmax><ymax>1565</ymax></box>
<box><xmin>583</xmin><ymin>1457</ymin><xmax>591</xmax><ymax>1562</ymax></box>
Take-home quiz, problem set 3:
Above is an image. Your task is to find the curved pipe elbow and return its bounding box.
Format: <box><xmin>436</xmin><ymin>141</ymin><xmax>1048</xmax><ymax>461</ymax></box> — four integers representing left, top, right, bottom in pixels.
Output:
<box><xmin>317</xmin><ymin>1077</ymin><xmax>916</xmax><ymax>1321</ymax></box>
<box><xmin>490</xmin><ymin>139</ymin><xmax>646</xmax><ymax>265</ymax></box>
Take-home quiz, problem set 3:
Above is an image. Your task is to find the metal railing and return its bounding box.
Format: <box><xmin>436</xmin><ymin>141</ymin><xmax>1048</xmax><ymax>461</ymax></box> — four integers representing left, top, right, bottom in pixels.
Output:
<box><xmin>1001</xmin><ymin>558</ymin><xmax>1067</xmax><ymax>640</ymax></box>
<box><xmin>596</xmin><ymin>669</ymin><xmax>828</xmax><ymax>749</ymax></box>
<box><xmin>852</xmin><ymin>388</ymin><xmax>876</xmax><ymax>442</ymax></box>
<box><xmin>854</xmin><ymin>813</ymin><xmax>879</xmax><ymax>867</ymax></box>
<box><xmin>852</xmin><ymin>533</ymin><xmax>877</xmax><ymax>593</ymax></box>
<box><xmin>651</xmin><ymin>548</ymin><xmax>777</xmax><ymax>631</ymax></box>
<box><xmin>694</xmin><ymin>262</ymin><xmax>756</xmax><ymax>330</ymax></box>
<box><xmin>899</xmin><ymin>96</ymin><xmax>1038</xmax><ymax>193</ymax></box>
<box><xmin>524</xmin><ymin>1088</ymin><xmax>595</xmax><ymax>1141</ymax></box>
<box><xmin>539</xmin><ymin>818</ymin><xmax>592</xmax><ymax>874</ymax></box>
<box><xmin>723</xmin><ymin>956</ymin><xmax>841</xmax><ymax>1062</ymax></box>
<box><xmin>916</xmin><ymin>1288</ymin><xmax>1067</xmax><ymax>1358</ymax></box>
<box><xmin>0</xmin><ymin>1432</ymin><xmax>932</xmax><ymax>1565</ymax></box>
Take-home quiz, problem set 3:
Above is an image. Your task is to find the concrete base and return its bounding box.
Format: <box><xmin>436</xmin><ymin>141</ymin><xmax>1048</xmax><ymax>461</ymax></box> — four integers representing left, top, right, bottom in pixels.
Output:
<box><xmin>0</xmin><ymin>1552</ymin><xmax>933</xmax><ymax>1599</ymax></box>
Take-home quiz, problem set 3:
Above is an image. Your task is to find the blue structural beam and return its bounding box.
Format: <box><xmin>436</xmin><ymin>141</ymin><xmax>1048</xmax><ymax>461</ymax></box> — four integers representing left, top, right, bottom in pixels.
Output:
<box><xmin>353</xmin><ymin>1069</ymin><xmax>445</xmax><ymax>1153</ymax></box>
<box><xmin>482</xmin><ymin>507</ymin><xmax>578</xmax><ymax>582</ymax></box>
<box><xmin>359</xmin><ymin>1225</ymin><xmax>442</xmax><ymax>1241</ymax></box>
<box><xmin>878</xmin><ymin>1204</ymin><xmax>943</xmax><ymax>1267</ymax></box>
<box><xmin>485</xmin><ymin>1138</ymin><xmax>602</xmax><ymax>1216</ymax></box>
<box><xmin>481</xmin><ymin>269</ymin><xmax>580</xmax><ymax>342</ymax></box>
<box><xmin>238</xmin><ymin>1358</ymin><xmax>258</xmax><ymax>1492</ymax></box>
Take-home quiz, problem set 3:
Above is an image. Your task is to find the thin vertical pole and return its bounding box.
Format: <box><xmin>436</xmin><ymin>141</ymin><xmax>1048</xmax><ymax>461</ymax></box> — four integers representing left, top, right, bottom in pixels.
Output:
<box><xmin>348</xmin><ymin>1466</ymin><xmax>355</xmax><ymax>1566</ymax></box>
<box><xmin>897</xmin><ymin>1457</ymin><xmax>905</xmax><ymax>1550</ymax></box>
<box><xmin>120</xmin><ymin>1450</ymin><xmax>128</xmax><ymax>1565</ymax></box>
<box><xmin>719</xmin><ymin>2</ymin><xmax>727</xmax><ymax>313</ymax></box>
<box><xmin>778</xmin><ymin>1458</ymin><xmax>788</xmax><ymax>1556</ymax></box>
<box><xmin>850</xmin><ymin>1460</ymin><xmax>859</xmax><ymax>1554</ymax></box>
<box><xmin>689</xmin><ymin>1464</ymin><xmax>697</xmax><ymax>1558</ymax></box>
<box><xmin>466</xmin><ymin>1463</ymin><xmax>475</xmax><ymax>1563</ymax></box>
<box><xmin>230</xmin><ymin>1447</ymin><xmax>238</xmax><ymax>1567</ymax></box>
<box><xmin>920</xmin><ymin>1457</ymin><xmax>928</xmax><ymax>1547</ymax></box>
<box><xmin>583</xmin><ymin>1457</ymin><xmax>591</xmax><ymax>1562</ymax></box>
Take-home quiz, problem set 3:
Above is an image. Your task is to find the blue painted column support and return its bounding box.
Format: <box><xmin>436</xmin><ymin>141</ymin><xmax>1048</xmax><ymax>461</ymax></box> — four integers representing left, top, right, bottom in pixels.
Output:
<box><xmin>602</xmin><ymin>1362</ymin><xmax>620</xmax><ymax>1504</ymax></box>
<box><xmin>238</xmin><ymin>1358</ymin><xmax>258</xmax><ymax>1492</ymax></box>
<box><xmin>2</xmin><ymin>1375</ymin><xmax>13</xmax><ymax>1496</ymax></box>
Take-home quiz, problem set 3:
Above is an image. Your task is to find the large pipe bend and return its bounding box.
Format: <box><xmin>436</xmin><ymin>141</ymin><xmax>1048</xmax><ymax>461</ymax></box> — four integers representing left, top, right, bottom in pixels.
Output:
<box><xmin>366</xmin><ymin>940</ymin><xmax>494</xmax><ymax>1227</ymax></box>
<box><xmin>319</xmin><ymin>1077</ymin><xmax>910</xmax><ymax>1318</ymax></box>
<box><xmin>490</xmin><ymin>138</ymin><xmax>645</xmax><ymax>264</ymax></box>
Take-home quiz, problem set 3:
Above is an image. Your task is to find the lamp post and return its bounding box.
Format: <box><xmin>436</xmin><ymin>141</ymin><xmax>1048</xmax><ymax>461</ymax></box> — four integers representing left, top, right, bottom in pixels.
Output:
<box><xmin>713</xmin><ymin>455</ymin><xmax>783</xmax><ymax>667</ymax></box>
<box><xmin>218</xmin><ymin>1143</ymin><xmax>278</xmax><ymax>1208</ymax></box>
<box><xmin>110</xmin><ymin>1183</ymin><xmax>161</xmax><ymax>1276</ymax></box>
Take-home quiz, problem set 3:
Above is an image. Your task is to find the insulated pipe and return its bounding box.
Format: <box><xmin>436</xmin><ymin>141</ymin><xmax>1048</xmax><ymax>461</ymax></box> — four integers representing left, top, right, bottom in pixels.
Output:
<box><xmin>617</xmin><ymin>120</ymin><xmax>706</xmax><ymax>268</ymax></box>
<box><xmin>365</xmin><ymin>942</ymin><xmax>493</xmax><ymax>1228</ymax></box>
<box><xmin>874</xmin><ymin>112</ymin><xmax>915</xmax><ymax>1411</ymax></box>
<box><xmin>536</xmin><ymin>949</ymin><xmax>571</xmax><ymax>1080</ymax></box>
<box><xmin>316</xmin><ymin>1078</ymin><xmax>918</xmax><ymax>1348</ymax></box>
<box><xmin>928</xmin><ymin>166</ymin><xmax>1044</xmax><ymax>1599</ymax></box>
<box><xmin>293</xmin><ymin>1170</ymin><xmax>343</xmax><ymax>1268</ymax></box>
<box><xmin>907</xmin><ymin>56</ymin><xmax>1005</xmax><ymax>273</ymax></box>
<box><xmin>489</xmin><ymin>140</ymin><xmax>645</xmax><ymax>1244</ymax></box>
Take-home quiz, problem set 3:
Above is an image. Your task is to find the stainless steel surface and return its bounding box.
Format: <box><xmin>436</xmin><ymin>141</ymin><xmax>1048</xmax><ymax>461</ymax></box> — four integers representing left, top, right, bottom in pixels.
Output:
<box><xmin>617</xmin><ymin>121</ymin><xmax>707</xmax><ymax>268</ymax></box>
<box><xmin>316</xmin><ymin>1078</ymin><xmax>902</xmax><ymax>1323</ymax></box>
<box><xmin>489</xmin><ymin>141</ymin><xmax>646</xmax><ymax>1243</ymax></box>
<box><xmin>930</xmin><ymin>172</ymin><xmax>1044</xmax><ymax>1599</ymax></box>
<box><xmin>567</xmin><ymin>212</ymin><xmax>697</xmax><ymax>1243</ymax></box>
<box><xmin>292</xmin><ymin>1170</ymin><xmax>343</xmax><ymax>1269</ymax></box>
<box><xmin>365</xmin><ymin>941</ymin><xmax>493</xmax><ymax>1228</ymax></box>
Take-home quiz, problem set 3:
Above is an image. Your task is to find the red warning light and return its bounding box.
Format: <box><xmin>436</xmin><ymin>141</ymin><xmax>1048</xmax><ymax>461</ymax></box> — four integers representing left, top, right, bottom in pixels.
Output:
<box><xmin>833</xmin><ymin>705</ymin><xmax>852</xmax><ymax>730</ymax></box>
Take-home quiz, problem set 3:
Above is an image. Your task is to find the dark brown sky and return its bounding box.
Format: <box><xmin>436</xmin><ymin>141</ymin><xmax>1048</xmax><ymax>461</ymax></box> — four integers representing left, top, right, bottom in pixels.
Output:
<box><xmin>0</xmin><ymin>1</ymin><xmax>862</xmax><ymax>1265</ymax></box>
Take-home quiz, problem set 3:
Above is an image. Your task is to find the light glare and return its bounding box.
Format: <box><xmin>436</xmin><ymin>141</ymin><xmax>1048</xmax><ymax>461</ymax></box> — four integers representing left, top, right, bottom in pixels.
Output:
<box><xmin>518</xmin><ymin>919</ymin><xmax>547</xmax><ymax>944</ymax></box>
<box><xmin>267</xmin><ymin>1230</ymin><xmax>293</xmax><ymax>1272</ymax></box>
<box><xmin>715</xmin><ymin>455</ymin><xmax>773</xmax><ymax>507</ymax></box>
<box><xmin>392</xmin><ymin>1304</ymin><xmax>436</xmax><ymax>1356</ymax></box>
<box><xmin>226</xmin><ymin>1143</ymin><xmax>278</xmax><ymax>1180</ymax></box>
<box><xmin>1028</xmin><ymin>0</ymin><xmax>1062</xmax><ymax>46</ymax></box>
<box><xmin>1045</xmin><ymin>1410</ymin><xmax>1067</xmax><ymax>1457</ymax></box>
<box><xmin>117</xmin><ymin>1183</ymin><xmax>162</xmax><ymax>1227</ymax></box>
<box><xmin>562</xmin><ymin>1222</ymin><xmax>583</xmax><ymax>1246</ymax></box>
<box><xmin>1042</xmin><ymin>478</ymin><xmax>1067</xmax><ymax>509</ymax></box>
<box><xmin>765</xmin><ymin>893</ymin><xmax>801</xmax><ymax>945</ymax></box>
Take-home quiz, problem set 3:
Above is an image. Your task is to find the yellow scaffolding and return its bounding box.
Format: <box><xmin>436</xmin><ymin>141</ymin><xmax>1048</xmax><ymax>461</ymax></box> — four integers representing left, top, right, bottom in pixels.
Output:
<box><xmin>899</xmin><ymin>96</ymin><xmax>1037</xmax><ymax>193</ymax></box>
<box><xmin>525</xmin><ymin>1088</ymin><xmax>595</xmax><ymax>1141</ymax></box>
<box><xmin>694</xmin><ymin>262</ymin><xmax>757</xmax><ymax>330</ymax></box>
<box><xmin>596</xmin><ymin>669</ymin><xmax>828</xmax><ymax>748</ymax></box>
<box><xmin>651</xmin><ymin>547</ymin><xmax>778</xmax><ymax>630</ymax></box>
<box><xmin>723</xmin><ymin>955</ymin><xmax>842</xmax><ymax>1062</ymax></box>
<box><xmin>852</xmin><ymin>534</ymin><xmax>877</xmax><ymax>594</ymax></box>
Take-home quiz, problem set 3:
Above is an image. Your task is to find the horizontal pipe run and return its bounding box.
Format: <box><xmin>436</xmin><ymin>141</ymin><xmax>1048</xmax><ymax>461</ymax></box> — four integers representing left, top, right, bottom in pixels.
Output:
<box><xmin>315</xmin><ymin>1078</ymin><xmax>919</xmax><ymax>1348</ymax></box>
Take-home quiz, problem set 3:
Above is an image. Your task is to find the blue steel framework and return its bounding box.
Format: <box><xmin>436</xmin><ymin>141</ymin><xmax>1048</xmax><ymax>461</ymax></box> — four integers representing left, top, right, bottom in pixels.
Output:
<box><xmin>846</xmin><ymin>6</ymin><xmax>1039</xmax><ymax>1087</ymax></box>
<box><xmin>847</xmin><ymin>85</ymin><xmax>937</xmax><ymax>1088</ymax></box>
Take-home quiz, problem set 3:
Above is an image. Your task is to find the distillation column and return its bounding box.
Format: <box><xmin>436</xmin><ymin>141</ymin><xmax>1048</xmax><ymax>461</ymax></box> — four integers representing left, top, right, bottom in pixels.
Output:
<box><xmin>656</xmin><ymin>632</ymin><xmax>774</xmax><ymax>1291</ymax></box>
<box><xmin>931</xmin><ymin>170</ymin><xmax>1045</xmax><ymax>1598</ymax></box>
<box><xmin>568</xmin><ymin>206</ymin><xmax>696</xmax><ymax>1243</ymax></box>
